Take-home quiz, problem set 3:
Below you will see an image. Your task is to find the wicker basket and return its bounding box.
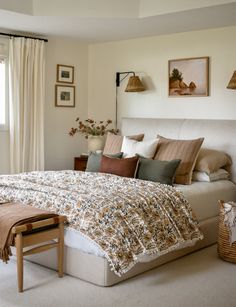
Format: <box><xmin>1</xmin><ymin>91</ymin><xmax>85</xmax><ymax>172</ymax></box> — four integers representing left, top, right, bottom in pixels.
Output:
<box><xmin>218</xmin><ymin>200</ymin><xmax>236</xmax><ymax>263</ymax></box>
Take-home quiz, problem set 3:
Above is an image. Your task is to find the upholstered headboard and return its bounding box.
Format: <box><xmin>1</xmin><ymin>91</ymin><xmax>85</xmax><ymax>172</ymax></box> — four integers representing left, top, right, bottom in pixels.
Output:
<box><xmin>121</xmin><ymin>118</ymin><xmax>236</xmax><ymax>182</ymax></box>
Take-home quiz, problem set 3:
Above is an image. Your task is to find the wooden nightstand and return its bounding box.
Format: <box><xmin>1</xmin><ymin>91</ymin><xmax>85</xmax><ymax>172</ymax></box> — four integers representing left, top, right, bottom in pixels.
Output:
<box><xmin>74</xmin><ymin>156</ymin><xmax>88</xmax><ymax>171</ymax></box>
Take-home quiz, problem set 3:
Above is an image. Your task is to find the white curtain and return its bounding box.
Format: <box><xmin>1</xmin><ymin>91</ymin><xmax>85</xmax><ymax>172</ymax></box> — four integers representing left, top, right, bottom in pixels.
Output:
<box><xmin>9</xmin><ymin>37</ymin><xmax>45</xmax><ymax>173</ymax></box>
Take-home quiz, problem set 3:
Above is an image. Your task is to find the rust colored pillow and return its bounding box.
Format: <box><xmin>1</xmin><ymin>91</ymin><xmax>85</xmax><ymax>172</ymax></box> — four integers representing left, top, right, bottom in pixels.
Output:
<box><xmin>99</xmin><ymin>155</ymin><xmax>139</xmax><ymax>178</ymax></box>
<box><xmin>154</xmin><ymin>135</ymin><xmax>204</xmax><ymax>185</ymax></box>
<box><xmin>103</xmin><ymin>132</ymin><xmax>144</xmax><ymax>155</ymax></box>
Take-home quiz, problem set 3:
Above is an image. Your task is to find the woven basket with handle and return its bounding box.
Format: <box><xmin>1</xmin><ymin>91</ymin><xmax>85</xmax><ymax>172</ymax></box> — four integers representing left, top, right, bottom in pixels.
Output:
<box><xmin>218</xmin><ymin>200</ymin><xmax>236</xmax><ymax>263</ymax></box>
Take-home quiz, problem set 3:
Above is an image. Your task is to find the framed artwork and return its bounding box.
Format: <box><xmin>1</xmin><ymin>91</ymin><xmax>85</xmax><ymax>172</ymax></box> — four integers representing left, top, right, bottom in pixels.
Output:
<box><xmin>55</xmin><ymin>85</ymin><xmax>75</xmax><ymax>107</ymax></box>
<box><xmin>57</xmin><ymin>64</ymin><xmax>74</xmax><ymax>84</ymax></box>
<box><xmin>168</xmin><ymin>57</ymin><xmax>209</xmax><ymax>97</ymax></box>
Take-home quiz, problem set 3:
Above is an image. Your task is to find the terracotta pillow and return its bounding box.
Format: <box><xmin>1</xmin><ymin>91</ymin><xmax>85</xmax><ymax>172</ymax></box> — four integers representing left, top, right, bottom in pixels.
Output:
<box><xmin>194</xmin><ymin>148</ymin><xmax>232</xmax><ymax>174</ymax></box>
<box><xmin>154</xmin><ymin>135</ymin><xmax>204</xmax><ymax>185</ymax></box>
<box><xmin>103</xmin><ymin>132</ymin><xmax>144</xmax><ymax>155</ymax></box>
<box><xmin>99</xmin><ymin>155</ymin><xmax>139</xmax><ymax>178</ymax></box>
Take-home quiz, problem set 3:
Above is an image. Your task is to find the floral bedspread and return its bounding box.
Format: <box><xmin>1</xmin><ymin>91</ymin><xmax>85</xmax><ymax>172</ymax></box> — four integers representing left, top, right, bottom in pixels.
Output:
<box><xmin>0</xmin><ymin>170</ymin><xmax>203</xmax><ymax>276</ymax></box>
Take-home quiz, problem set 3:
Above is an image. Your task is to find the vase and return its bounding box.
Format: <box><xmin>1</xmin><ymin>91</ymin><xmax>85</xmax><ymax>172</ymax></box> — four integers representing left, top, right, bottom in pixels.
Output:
<box><xmin>87</xmin><ymin>135</ymin><xmax>105</xmax><ymax>153</ymax></box>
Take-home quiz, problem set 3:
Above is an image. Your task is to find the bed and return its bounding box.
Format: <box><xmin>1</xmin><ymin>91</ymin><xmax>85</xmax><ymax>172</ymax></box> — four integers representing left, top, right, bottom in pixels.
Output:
<box><xmin>3</xmin><ymin>118</ymin><xmax>236</xmax><ymax>286</ymax></box>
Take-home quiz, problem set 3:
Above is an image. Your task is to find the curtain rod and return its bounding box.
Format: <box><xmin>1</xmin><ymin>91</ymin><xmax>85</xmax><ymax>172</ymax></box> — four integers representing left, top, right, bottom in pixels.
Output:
<box><xmin>0</xmin><ymin>32</ymin><xmax>48</xmax><ymax>42</ymax></box>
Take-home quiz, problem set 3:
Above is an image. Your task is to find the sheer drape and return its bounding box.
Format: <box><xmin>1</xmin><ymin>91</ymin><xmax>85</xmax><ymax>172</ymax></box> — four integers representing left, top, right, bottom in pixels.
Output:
<box><xmin>9</xmin><ymin>38</ymin><xmax>45</xmax><ymax>173</ymax></box>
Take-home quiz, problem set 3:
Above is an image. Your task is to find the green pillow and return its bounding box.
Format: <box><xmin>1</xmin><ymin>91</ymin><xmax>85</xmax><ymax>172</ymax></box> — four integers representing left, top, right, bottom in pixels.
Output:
<box><xmin>86</xmin><ymin>152</ymin><xmax>123</xmax><ymax>172</ymax></box>
<box><xmin>137</xmin><ymin>158</ymin><xmax>181</xmax><ymax>185</ymax></box>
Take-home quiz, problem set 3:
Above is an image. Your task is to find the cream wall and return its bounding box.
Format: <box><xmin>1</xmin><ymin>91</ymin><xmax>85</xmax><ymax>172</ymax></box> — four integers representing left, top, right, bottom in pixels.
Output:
<box><xmin>88</xmin><ymin>26</ymin><xmax>236</xmax><ymax>128</ymax></box>
<box><xmin>1</xmin><ymin>26</ymin><xmax>236</xmax><ymax>174</ymax></box>
<box><xmin>0</xmin><ymin>131</ymin><xmax>10</xmax><ymax>174</ymax></box>
<box><xmin>44</xmin><ymin>37</ymin><xmax>88</xmax><ymax>171</ymax></box>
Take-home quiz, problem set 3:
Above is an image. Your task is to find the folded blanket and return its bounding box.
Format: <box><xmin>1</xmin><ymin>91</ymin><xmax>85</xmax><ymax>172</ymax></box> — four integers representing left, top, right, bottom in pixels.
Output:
<box><xmin>0</xmin><ymin>202</ymin><xmax>58</xmax><ymax>263</ymax></box>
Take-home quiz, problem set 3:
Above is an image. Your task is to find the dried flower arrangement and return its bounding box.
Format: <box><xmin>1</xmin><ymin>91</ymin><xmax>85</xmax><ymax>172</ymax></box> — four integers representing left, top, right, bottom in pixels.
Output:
<box><xmin>69</xmin><ymin>118</ymin><xmax>119</xmax><ymax>139</ymax></box>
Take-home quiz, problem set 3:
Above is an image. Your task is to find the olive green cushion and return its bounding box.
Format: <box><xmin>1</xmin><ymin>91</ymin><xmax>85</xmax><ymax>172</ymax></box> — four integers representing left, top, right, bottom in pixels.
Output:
<box><xmin>86</xmin><ymin>152</ymin><xmax>123</xmax><ymax>172</ymax></box>
<box><xmin>137</xmin><ymin>158</ymin><xmax>181</xmax><ymax>185</ymax></box>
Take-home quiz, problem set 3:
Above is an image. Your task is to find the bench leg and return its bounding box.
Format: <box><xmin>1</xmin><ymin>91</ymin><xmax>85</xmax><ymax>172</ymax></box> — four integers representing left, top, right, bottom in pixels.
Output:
<box><xmin>15</xmin><ymin>233</ymin><xmax>23</xmax><ymax>293</ymax></box>
<box><xmin>58</xmin><ymin>223</ymin><xmax>64</xmax><ymax>278</ymax></box>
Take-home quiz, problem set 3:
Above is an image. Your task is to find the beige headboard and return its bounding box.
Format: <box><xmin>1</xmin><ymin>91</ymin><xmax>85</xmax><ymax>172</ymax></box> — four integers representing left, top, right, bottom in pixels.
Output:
<box><xmin>121</xmin><ymin>118</ymin><xmax>236</xmax><ymax>182</ymax></box>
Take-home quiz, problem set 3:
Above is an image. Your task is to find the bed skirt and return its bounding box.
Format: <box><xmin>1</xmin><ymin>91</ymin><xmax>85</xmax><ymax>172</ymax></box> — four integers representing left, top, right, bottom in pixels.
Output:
<box><xmin>19</xmin><ymin>216</ymin><xmax>218</xmax><ymax>286</ymax></box>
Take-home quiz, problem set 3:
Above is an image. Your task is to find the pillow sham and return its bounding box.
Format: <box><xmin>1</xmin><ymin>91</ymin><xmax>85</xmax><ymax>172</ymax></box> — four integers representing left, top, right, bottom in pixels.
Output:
<box><xmin>121</xmin><ymin>137</ymin><xmax>159</xmax><ymax>159</ymax></box>
<box><xmin>192</xmin><ymin>168</ymin><xmax>230</xmax><ymax>182</ymax></box>
<box><xmin>86</xmin><ymin>152</ymin><xmax>123</xmax><ymax>172</ymax></box>
<box><xmin>194</xmin><ymin>148</ymin><xmax>232</xmax><ymax>174</ymax></box>
<box><xmin>103</xmin><ymin>132</ymin><xmax>144</xmax><ymax>155</ymax></box>
<box><xmin>99</xmin><ymin>155</ymin><xmax>139</xmax><ymax>178</ymax></box>
<box><xmin>137</xmin><ymin>158</ymin><xmax>181</xmax><ymax>185</ymax></box>
<box><xmin>154</xmin><ymin>135</ymin><xmax>204</xmax><ymax>185</ymax></box>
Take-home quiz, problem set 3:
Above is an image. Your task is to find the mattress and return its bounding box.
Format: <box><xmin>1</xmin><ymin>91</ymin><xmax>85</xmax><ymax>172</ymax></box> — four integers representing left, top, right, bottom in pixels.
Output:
<box><xmin>177</xmin><ymin>180</ymin><xmax>236</xmax><ymax>221</ymax></box>
<box><xmin>64</xmin><ymin>180</ymin><xmax>236</xmax><ymax>258</ymax></box>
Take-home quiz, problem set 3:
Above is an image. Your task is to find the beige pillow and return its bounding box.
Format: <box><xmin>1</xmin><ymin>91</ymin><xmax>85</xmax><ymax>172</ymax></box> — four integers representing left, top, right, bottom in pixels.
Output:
<box><xmin>154</xmin><ymin>135</ymin><xmax>204</xmax><ymax>185</ymax></box>
<box><xmin>103</xmin><ymin>132</ymin><xmax>144</xmax><ymax>155</ymax></box>
<box><xmin>194</xmin><ymin>148</ymin><xmax>232</xmax><ymax>174</ymax></box>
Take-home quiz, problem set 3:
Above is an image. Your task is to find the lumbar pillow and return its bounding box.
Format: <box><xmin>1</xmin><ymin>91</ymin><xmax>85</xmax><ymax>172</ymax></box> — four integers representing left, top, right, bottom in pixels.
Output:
<box><xmin>137</xmin><ymin>158</ymin><xmax>181</xmax><ymax>185</ymax></box>
<box><xmin>121</xmin><ymin>137</ymin><xmax>159</xmax><ymax>159</ymax></box>
<box><xmin>86</xmin><ymin>152</ymin><xmax>123</xmax><ymax>172</ymax></box>
<box><xmin>154</xmin><ymin>135</ymin><xmax>204</xmax><ymax>185</ymax></box>
<box><xmin>194</xmin><ymin>148</ymin><xmax>232</xmax><ymax>174</ymax></box>
<box><xmin>192</xmin><ymin>168</ymin><xmax>230</xmax><ymax>182</ymax></box>
<box><xmin>103</xmin><ymin>132</ymin><xmax>144</xmax><ymax>155</ymax></box>
<box><xmin>99</xmin><ymin>155</ymin><xmax>139</xmax><ymax>178</ymax></box>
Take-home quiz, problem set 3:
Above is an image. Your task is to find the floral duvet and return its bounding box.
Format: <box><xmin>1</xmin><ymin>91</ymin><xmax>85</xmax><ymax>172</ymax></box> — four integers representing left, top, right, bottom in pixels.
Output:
<box><xmin>0</xmin><ymin>170</ymin><xmax>203</xmax><ymax>276</ymax></box>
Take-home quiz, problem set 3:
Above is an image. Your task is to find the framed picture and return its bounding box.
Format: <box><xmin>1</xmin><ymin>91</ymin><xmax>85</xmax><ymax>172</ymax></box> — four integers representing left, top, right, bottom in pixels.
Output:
<box><xmin>168</xmin><ymin>57</ymin><xmax>209</xmax><ymax>97</ymax></box>
<box><xmin>55</xmin><ymin>85</ymin><xmax>75</xmax><ymax>107</ymax></box>
<box><xmin>57</xmin><ymin>64</ymin><xmax>74</xmax><ymax>84</ymax></box>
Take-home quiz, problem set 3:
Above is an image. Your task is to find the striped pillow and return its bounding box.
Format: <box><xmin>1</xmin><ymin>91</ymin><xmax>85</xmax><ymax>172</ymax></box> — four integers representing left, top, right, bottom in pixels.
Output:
<box><xmin>103</xmin><ymin>132</ymin><xmax>144</xmax><ymax>155</ymax></box>
<box><xmin>154</xmin><ymin>136</ymin><xmax>204</xmax><ymax>185</ymax></box>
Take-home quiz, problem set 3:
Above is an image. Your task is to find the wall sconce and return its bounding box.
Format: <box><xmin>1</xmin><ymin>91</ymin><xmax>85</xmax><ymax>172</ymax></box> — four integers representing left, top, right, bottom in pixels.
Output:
<box><xmin>115</xmin><ymin>71</ymin><xmax>145</xmax><ymax>127</ymax></box>
<box><xmin>227</xmin><ymin>71</ymin><xmax>236</xmax><ymax>89</ymax></box>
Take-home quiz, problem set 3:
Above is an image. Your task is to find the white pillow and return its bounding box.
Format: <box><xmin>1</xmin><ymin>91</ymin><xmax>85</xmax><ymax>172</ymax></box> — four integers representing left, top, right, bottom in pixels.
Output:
<box><xmin>192</xmin><ymin>168</ymin><xmax>230</xmax><ymax>182</ymax></box>
<box><xmin>121</xmin><ymin>137</ymin><xmax>158</xmax><ymax>159</ymax></box>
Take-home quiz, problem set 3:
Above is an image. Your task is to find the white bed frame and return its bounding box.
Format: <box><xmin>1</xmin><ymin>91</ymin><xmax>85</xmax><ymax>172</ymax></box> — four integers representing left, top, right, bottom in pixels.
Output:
<box><xmin>26</xmin><ymin>118</ymin><xmax>236</xmax><ymax>286</ymax></box>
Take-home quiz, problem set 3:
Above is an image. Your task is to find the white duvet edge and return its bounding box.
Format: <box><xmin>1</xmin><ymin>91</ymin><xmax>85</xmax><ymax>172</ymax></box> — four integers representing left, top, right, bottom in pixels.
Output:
<box><xmin>65</xmin><ymin>226</ymin><xmax>204</xmax><ymax>277</ymax></box>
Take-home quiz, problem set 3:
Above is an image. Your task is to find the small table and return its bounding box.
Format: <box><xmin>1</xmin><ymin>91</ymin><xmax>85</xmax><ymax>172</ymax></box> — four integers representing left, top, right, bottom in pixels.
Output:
<box><xmin>12</xmin><ymin>215</ymin><xmax>67</xmax><ymax>292</ymax></box>
<box><xmin>74</xmin><ymin>155</ymin><xmax>88</xmax><ymax>171</ymax></box>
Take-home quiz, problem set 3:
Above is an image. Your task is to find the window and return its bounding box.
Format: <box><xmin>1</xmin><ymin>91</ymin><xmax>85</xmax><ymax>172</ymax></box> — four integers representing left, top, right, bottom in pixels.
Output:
<box><xmin>0</xmin><ymin>57</ymin><xmax>8</xmax><ymax>130</ymax></box>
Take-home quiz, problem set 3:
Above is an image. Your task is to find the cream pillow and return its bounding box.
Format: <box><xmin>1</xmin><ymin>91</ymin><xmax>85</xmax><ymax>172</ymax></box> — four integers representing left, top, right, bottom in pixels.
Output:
<box><xmin>121</xmin><ymin>137</ymin><xmax>158</xmax><ymax>159</ymax></box>
<box><xmin>192</xmin><ymin>168</ymin><xmax>230</xmax><ymax>182</ymax></box>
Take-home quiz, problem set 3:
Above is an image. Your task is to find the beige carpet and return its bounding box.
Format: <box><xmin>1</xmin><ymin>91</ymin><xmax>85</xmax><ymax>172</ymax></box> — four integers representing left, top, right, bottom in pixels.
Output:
<box><xmin>0</xmin><ymin>245</ymin><xmax>235</xmax><ymax>307</ymax></box>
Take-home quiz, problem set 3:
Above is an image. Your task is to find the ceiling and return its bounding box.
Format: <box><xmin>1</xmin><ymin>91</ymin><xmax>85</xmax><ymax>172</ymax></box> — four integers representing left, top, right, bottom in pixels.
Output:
<box><xmin>0</xmin><ymin>0</ymin><xmax>236</xmax><ymax>43</ymax></box>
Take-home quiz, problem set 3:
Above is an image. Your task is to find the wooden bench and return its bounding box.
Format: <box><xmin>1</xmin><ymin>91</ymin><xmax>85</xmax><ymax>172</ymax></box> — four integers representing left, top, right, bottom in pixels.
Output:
<box><xmin>11</xmin><ymin>215</ymin><xmax>67</xmax><ymax>292</ymax></box>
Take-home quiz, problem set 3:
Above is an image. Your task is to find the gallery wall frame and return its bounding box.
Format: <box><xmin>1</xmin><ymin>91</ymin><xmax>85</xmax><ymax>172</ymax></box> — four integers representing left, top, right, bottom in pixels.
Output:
<box><xmin>168</xmin><ymin>57</ymin><xmax>209</xmax><ymax>97</ymax></box>
<box><xmin>57</xmin><ymin>64</ymin><xmax>74</xmax><ymax>84</ymax></box>
<box><xmin>55</xmin><ymin>85</ymin><xmax>75</xmax><ymax>107</ymax></box>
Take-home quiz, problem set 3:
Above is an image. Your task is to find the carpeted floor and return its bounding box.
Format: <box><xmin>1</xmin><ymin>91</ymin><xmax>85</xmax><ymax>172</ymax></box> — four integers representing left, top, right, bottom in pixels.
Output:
<box><xmin>0</xmin><ymin>245</ymin><xmax>235</xmax><ymax>307</ymax></box>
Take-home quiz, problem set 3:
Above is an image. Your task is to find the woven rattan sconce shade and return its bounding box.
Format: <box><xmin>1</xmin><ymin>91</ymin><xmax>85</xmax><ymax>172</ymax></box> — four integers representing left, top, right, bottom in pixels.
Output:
<box><xmin>125</xmin><ymin>76</ymin><xmax>145</xmax><ymax>92</ymax></box>
<box><xmin>227</xmin><ymin>71</ymin><xmax>236</xmax><ymax>89</ymax></box>
<box><xmin>115</xmin><ymin>71</ymin><xmax>146</xmax><ymax>128</ymax></box>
